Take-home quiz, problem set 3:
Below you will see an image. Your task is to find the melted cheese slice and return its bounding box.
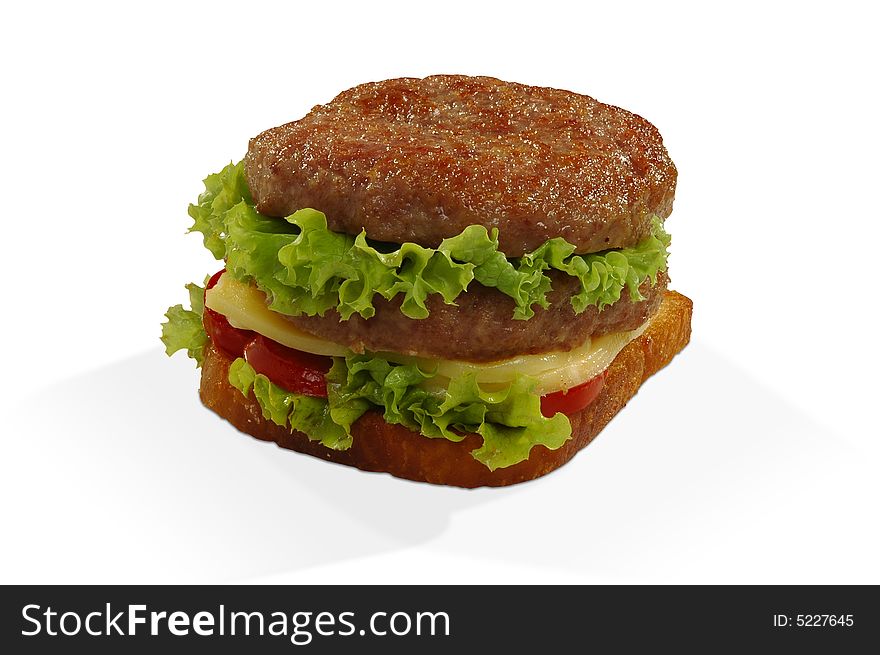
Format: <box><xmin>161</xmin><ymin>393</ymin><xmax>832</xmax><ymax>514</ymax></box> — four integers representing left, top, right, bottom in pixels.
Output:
<box><xmin>205</xmin><ymin>275</ymin><xmax>648</xmax><ymax>394</ymax></box>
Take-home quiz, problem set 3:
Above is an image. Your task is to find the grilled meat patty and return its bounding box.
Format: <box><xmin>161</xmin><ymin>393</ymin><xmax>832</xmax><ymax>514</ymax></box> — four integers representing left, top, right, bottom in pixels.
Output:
<box><xmin>245</xmin><ymin>75</ymin><xmax>676</xmax><ymax>257</ymax></box>
<box><xmin>286</xmin><ymin>271</ymin><xmax>668</xmax><ymax>362</ymax></box>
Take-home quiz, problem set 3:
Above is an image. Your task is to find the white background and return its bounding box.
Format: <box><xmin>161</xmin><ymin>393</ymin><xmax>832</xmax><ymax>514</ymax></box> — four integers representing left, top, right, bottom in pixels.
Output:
<box><xmin>1</xmin><ymin>1</ymin><xmax>877</xmax><ymax>583</ymax></box>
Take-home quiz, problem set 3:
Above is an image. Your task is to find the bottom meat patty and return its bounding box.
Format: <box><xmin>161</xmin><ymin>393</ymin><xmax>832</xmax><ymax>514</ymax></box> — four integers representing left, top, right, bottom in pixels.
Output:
<box><xmin>286</xmin><ymin>271</ymin><xmax>668</xmax><ymax>362</ymax></box>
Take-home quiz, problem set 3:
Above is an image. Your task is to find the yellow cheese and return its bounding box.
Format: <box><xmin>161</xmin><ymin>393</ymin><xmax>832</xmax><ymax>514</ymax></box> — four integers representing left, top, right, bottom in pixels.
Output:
<box><xmin>412</xmin><ymin>322</ymin><xmax>647</xmax><ymax>394</ymax></box>
<box><xmin>205</xmin><ymin>274</ymin><xmax>349</xmax><ymax>357</ymax></box>
<box><xmin>205</xmin><ymin>275</ymin><xmax>648</xmax><ymax>394</ymax></box>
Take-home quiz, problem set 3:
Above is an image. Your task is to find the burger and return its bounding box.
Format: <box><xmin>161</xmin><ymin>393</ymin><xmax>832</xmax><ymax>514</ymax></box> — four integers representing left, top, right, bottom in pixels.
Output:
<box><xmin>161</xmin><ymin>75</ymin><xmax>692</xmax><ymax>487</ymax></box>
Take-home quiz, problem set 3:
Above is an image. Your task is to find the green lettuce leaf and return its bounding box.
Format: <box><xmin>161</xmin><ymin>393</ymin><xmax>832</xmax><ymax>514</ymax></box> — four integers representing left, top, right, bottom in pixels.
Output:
<box><xmin>189</xmin><ymin>161</ymin><xmax>670</xmax><ymax>320</ymax></box>
<box><xmin>521</xmin><ymin>215</ymin><xmax>671</xmax><ymax>313</ymax></box>
<box><xmin>223</xmin><ymin>203</ymin><xmax>479</xmax><ymax>320</ymax></box>
<box><xmin>224</xmin><ymin>350</ymin><xmax>572</xmax><ymax>470</ymax></box>
<box><xmin>160</xmin><ymin>282</ymin><xmax>208</xmax><ymax>366</ymax></box>
<box><xmin>326</xmin><ymin>354</ymin><xmax>571</xmax><ymax>470</ymax></box>
<box><xmin>228</xmin><ymin>358</ymin><xmax>351</xmax><ymax>450</ymax></box>
<box><xmin>188</xmin><ymin>161</ymin><xmax>252</xmax><ymax>259</ymax></box>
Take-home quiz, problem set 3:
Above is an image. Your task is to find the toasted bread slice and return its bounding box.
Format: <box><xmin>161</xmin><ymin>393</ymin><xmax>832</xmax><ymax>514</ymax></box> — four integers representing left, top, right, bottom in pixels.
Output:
<box><xmin>199</xmin><ymin>291</ymin><xmax>692</xmax><ymax>487</ymax></box>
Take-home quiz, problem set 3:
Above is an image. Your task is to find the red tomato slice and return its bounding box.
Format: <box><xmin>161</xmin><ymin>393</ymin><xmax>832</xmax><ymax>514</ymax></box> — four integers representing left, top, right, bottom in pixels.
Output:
<box><xmin>244</xmin><ymin>335</ymin><xmax>332</xmax><ymax>398</ymax></box>
<box><xmin>203</xmin><ymin>269</ymin><xmax>330</xmax><ymax>396</ymax></box>
<box><xmin>203</xmin><ymin>269</ymin><xmax>256</xmax><ymax>359</ymax></box>
<box><xmin>540</xmin><ymin>371</ymin><xmax>607</xmax><ymax>417</ymax></box>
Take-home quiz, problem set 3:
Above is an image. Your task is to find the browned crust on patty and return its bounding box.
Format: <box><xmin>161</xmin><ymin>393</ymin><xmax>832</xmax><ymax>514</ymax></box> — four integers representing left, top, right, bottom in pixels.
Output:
<box><xmin>199</xmin><ymin>291</ymin><xmax>692</xmax><ymax>488</ymax></box>
<box><xmin>245</xmin><ymin>75</ymin><xmax>677</xmax><ymax>257</ymax></box>
<box><xmin>287</xmin><ymin>271</ymin><xmax>668</xmax><ymax>362</ymax></box>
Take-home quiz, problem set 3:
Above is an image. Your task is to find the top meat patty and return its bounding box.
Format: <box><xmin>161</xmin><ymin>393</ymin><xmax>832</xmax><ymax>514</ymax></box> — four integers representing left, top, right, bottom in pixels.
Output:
<box><xmin>245</xmin><ymin>75</ymin><xmax>676</xmax><ymax>257</ymax></box>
